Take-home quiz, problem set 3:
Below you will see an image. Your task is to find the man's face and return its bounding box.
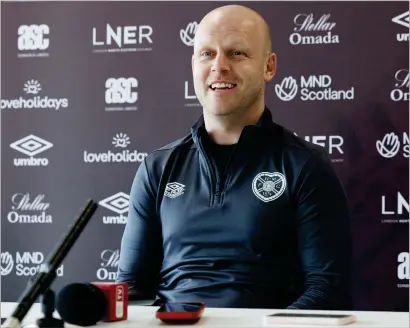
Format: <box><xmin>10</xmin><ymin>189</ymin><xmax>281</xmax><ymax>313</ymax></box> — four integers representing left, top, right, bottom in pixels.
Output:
<box><xmin>192</xmin><ymin>16</ymin><xmax>274</xmax><ymax>117</ymax></box>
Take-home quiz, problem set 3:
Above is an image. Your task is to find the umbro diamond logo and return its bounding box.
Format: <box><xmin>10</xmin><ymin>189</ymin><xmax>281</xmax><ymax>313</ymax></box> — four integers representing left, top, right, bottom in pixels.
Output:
<box><xmin>392</xmin><ymin>11</ymin><xmax>409</xmax><ymax>28</ymax></box>
<box><xmin>99</xmin><ymin>192</ymin><xmax>130</xmax><ymax>214</ymax></box>
<box><xmin>164</xmin><ymin>182</ymin><xmax>185</xmax><ymax>199</ymax></box>
<box><xmin>10</xmin><ymin>135</ymin><xmax>53</xmax><ymax>157</ymax></box>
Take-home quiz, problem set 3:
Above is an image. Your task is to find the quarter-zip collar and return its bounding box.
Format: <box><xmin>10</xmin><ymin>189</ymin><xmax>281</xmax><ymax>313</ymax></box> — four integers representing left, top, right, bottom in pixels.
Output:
<box><xmin>190</xmin><ymin>106</ymin><xmax>280</xmax><ymax>149</ymax></box>
<box><xmin>190</xmin><ymin>107</ymin><xmax>282</xmax><ymax>206</ymax></box>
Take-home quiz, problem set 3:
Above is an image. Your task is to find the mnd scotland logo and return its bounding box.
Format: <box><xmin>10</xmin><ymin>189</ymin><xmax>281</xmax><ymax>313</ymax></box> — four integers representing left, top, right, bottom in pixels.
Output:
<box><xmin>275</xmin><ymin>74</ymin><xmax>354</xmax><ymax>101</ymax></box>
<box><xmin>376</xmin><ymin>132</ymin><xmax>409</xmax><ymax>159</ymax></box>
<box><xmin>180</xmin><ymin>21</ymin><xmax>198</xmax><ymax>46</ymax></box>
<box><xmin>1</xmin><ymin>80</ymin><xmax>68</xmax><ymax>111</ymax></box>
<box><xmin>1</xmin><ymin>251</ymin><xmax>63</xmax><ymax>277</ymax></box>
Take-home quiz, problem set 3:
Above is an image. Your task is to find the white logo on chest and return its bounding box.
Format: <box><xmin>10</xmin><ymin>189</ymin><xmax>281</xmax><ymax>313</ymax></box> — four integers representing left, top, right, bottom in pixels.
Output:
<box><xmin>164</xmin><ymin>182</ymin><xmax>185</xmax><ymax>199</ymax></box>
<box><xmin>252</xmin><ymin>172</ymin><xmax>286</xmax><ymax>202</ymax></box>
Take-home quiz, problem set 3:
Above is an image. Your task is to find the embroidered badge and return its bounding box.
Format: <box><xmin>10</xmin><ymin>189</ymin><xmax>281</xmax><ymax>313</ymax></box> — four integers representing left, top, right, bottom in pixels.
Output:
<box><xmin>252</xmin><ymin>172</ymin><xmax>286</xmax><ymax>202</ymax></box>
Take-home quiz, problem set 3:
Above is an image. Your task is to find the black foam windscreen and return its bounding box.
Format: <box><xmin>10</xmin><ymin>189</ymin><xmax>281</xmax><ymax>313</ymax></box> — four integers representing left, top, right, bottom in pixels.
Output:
<box><xmin>55</xmin><ymin>283</ymin><xmax>107</xmax><ymax>326</ymax></box>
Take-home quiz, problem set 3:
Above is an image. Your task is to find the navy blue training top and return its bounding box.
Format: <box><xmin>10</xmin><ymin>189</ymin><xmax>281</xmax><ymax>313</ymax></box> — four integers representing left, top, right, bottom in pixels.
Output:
<box><xmin>116</xmin><ymin>108</ymin><xmax>353</xmax><ymax>310</ymax></box>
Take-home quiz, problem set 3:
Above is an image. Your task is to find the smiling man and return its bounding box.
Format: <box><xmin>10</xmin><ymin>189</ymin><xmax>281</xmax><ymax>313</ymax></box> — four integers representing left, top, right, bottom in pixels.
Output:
<box><xmin>192</xmin><ymin>5</ymin><xmax>275</xmax><ymax>144</ymax></box>
<box><xmin>116</xmin><ymin>5</ymin><xmax>353</xmax><ymax>310</ymax></box>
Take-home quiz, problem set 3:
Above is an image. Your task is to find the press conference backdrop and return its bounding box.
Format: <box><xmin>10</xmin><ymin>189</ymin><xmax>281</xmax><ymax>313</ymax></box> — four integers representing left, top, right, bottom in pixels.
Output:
<box><xmin>0</xmin><ymin>1</ymin><xmax>408</xmax><ymax>312</ymax></box>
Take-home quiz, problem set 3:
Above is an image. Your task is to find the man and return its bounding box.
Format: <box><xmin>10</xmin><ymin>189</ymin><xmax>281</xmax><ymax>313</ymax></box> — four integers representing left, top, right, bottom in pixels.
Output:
<box><xmin>116</xmin><ymin>4</ymin><xmax>352</xmax><ymax>310</ymax></box>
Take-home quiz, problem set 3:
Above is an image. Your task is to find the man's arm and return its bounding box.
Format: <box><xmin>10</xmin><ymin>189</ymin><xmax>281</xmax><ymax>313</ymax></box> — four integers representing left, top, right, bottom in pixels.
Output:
<box><xmin>287</xmin><ymin>150</ymin><xmax>353</xmax><ymax>310</ymax></box>
<box><xmin>116</xmin><ymin>158</ymin><xmax>163</xmax><ymax>300</ymax></box>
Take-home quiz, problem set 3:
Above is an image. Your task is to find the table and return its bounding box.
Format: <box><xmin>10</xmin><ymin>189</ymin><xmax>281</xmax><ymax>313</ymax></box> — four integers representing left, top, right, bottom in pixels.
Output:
<box><xmin>1</xmin><ymin>302</ymin><xmax>408</xmax><ymax>327</ymax></box>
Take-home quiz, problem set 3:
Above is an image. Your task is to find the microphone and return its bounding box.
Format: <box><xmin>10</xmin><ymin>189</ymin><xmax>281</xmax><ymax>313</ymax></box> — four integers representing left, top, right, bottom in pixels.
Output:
<box><xmin>55</xmin><ymin>282</ymin><xmax>128</xmax><ymax>326</ymax></box>
<box><xmin>1</xmin><ymin>200</ymin><xmax>99</xmax><ymax>328</ymax></box>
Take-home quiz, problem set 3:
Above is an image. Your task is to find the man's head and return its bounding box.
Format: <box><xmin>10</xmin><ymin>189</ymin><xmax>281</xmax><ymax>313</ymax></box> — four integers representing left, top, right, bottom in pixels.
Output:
<box><xmin>192</xmin><ymin>5</ymin><xmax>276</xmax><ymax>119</ymax></box>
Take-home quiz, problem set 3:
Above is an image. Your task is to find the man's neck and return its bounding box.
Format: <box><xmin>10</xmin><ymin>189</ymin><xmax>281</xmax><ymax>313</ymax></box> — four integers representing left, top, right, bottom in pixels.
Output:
<box><xmin>203</xmin><ymin>105</ymin><xmax>265</xmax><ymax>145</ymax></box>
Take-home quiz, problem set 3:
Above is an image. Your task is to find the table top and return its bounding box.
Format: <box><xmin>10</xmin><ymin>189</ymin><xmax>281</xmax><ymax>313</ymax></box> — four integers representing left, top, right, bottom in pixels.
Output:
<box><xmin>1</xmin><ymin>302</ymin><xmax>408</xmax><ymax>328</ymax></box>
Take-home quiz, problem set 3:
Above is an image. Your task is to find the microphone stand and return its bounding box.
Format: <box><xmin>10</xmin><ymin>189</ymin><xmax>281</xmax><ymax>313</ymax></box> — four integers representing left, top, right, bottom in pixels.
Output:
<box><xmin>1</xmin><ymin>200</ymin><xmax>98</xmax><ymax>328</ymax></box>
<box><xmin>36</xmin><ymin>288</ymin><xmax>64</xmax><ymax>328</ymax></box>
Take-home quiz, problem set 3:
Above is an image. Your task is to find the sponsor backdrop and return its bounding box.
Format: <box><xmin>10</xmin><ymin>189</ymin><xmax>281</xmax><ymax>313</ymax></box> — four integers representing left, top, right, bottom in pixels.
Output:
<box><xmin>0</xmin><ymin>1</ymin><xmax>409</xmax><ymax>312</ymax></box>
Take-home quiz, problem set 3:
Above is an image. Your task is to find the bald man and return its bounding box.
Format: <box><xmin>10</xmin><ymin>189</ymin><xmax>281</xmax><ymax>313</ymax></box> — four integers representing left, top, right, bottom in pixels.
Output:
<box><xmin>116</xmin><ymin>5</ymin><xmax>352</xmax><ymax>310</ymax></box>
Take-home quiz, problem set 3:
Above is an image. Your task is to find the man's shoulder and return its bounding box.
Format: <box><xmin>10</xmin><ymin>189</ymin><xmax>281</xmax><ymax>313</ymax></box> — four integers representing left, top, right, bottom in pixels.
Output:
<box><xmin>145</xmin><ymin>132</ymin><xmax>195</xmax><ymax>164</ymax></box>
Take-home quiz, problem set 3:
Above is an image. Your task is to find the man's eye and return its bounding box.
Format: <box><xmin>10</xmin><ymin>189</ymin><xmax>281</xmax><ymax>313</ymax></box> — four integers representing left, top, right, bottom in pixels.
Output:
<box><xmin>232</xmin><ymin>51</ymin><xmax>243</xmax><ymax>56</ymax></box>
<box><xmin>201</xmin><ymin>51</ymin><xmax>212</xmax><ymax>56</ymax></box>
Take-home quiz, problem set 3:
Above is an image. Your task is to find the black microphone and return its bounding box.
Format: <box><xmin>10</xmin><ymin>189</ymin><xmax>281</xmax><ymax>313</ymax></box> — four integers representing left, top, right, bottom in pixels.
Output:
<box><xmin>55</xmin><ymin>283</ymin><xmax>107</xmax><ymax>327</ymax></box>
<box><xmin>1</xmin><ymin>199</ymin><xmax>98</xmax><ymax>328</ymax></box>
<box><xmin>55</xmin><ymin>281</ymin><xmax>128</xmax><ymax>326</ymax></box>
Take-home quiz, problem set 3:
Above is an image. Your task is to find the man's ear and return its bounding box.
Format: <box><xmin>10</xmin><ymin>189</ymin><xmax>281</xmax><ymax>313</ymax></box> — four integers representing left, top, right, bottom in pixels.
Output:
<box><xmin>264</xmin><ymin>52</ymin><xmax>277</xmax><ymax>82</ymax></box>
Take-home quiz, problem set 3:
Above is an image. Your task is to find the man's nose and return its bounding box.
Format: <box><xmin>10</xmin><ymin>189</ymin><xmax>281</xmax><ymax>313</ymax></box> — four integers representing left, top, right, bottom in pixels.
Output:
<box><xmin>211</xmin><ymin>53</ymin><xmax>231</xmax><ymax>73</ymax></box>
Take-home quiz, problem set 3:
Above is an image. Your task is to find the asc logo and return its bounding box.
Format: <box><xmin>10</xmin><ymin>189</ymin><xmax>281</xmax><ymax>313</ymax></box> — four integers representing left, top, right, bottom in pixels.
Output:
<box><xmin>17</xmin><ymin>24</ymin><xmax>50</xmax><ymax>58</ymax></box>
<box><xmin>252</xmin><ymin>172</ymin><xmax>287</xmax><ymax>203</ymax></box>
<box><xmin>105</xmin><ymin>78</ymin><xmax>137</xmax><ymax>103</ymax></box>
<box><xmin>18</xmin><ymin>24</ymin><xmax>49</xmax><ymax>50</ymax></box>
<box><xmin>397</xmin><ymin>252</ymin><xmax>409</xmax><ymax>288</ymax></box>
<box><xmin>398</xmin><ymin>252</ymin><xmax>409</xmax><ymax>280</ymax></box>
<box><xmin>105</xmin><ymin>78</ymin><xmax>138</xmax><ymax>111</ymax></box>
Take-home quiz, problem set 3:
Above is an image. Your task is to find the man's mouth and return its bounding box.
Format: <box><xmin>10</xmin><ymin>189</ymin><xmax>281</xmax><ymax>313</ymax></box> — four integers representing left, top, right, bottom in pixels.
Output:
<box><xmin>209</xmin><ymin>82</ymin><xmax>237</xmax><ymax>91</ymax></box>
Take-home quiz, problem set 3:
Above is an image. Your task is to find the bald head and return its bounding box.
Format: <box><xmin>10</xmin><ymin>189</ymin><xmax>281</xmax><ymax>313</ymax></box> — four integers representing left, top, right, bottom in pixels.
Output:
<box><xmin>195</xmin><ymin>5</ymin><xmax>272</xmax><ymax>56</ymax></box>
<box><xmin>191</xmin><ymin>4</ymin><xmax>277</xmax><ymax>121</ymax></box>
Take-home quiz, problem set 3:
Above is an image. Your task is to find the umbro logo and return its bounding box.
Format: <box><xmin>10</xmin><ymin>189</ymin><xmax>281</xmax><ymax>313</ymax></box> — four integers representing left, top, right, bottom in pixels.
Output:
<box><xmin>164</xmin><ymin>182</ymin><xmax>185</xmax><ymax>199</ymax></box>
<box><xmin>99</xmin><ymin>192</ymin><xmax>130</xmax><ymax>215</ymax></box>
<box><xmin>392</xmin><ymin>11</ymin><xmax>409</xmax><ymax>28</ymax></box>
<box><xmin>10</xmin><ymin>135</ymin><xmax>53</xmax><ymax>157</ymax></box>
<box><xmin>392</xmin><ymin>11</ymin><xmax>409</xmax><ymax>42</ymax></box>
<box><xmin>10</xmin><ymin>135</ymin><xmax>53</xmax><ymax>167</ymax></box>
